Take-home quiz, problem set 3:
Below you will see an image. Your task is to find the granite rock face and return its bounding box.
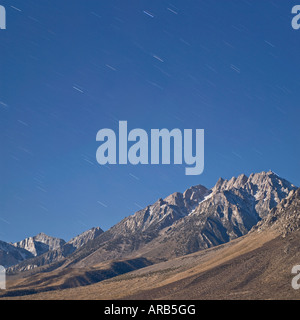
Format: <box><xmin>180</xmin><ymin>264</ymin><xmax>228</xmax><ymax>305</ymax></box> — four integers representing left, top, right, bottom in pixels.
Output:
<box><xmin>0</xmin><ymin>241</ymin><xmax>34</xmax><ymax>268</ymax></box>
<box><xmin>13</xmin><ymin>233</ymin><xmax>66</xmax><ymax>257</ymax></box>
<box><xmin>252</xmin><ymin>188</ymin><xmax>300</xmax><ymax>237</ymax></box>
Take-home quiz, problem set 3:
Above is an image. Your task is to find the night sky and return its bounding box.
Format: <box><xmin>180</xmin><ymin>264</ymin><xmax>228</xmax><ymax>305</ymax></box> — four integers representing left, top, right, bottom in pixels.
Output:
<box><xmin>1</xmin><ymin>0</ymin><xmax>300</xmax><ymax>243</ymax></box>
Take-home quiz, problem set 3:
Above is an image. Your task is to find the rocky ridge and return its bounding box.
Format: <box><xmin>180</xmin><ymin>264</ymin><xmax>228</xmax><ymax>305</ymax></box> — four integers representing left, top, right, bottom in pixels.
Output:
<box><xmin>3</xmin><ymin>171</ymin><xmax>297</xmax><ymax>273</ymax></box>
<box><xmin>3</xmin><ymin>227</ymin><xmax>103</xmax><ymax>270</ymax></box>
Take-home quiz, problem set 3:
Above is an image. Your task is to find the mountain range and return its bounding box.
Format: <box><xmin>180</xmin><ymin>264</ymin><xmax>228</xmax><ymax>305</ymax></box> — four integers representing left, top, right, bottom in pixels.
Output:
<box><xmin>0</xmin><ymin>227</ymin><xmax>103</xmax><ymax>270</ymax></box>
<box><xmin>0</xmin><ymin>170</ymin><xmax>299</xmax><ymax>299</ymax></box>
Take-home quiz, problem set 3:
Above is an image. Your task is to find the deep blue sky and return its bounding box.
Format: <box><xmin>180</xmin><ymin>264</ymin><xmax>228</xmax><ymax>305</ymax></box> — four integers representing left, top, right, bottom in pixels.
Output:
<box><xmin>1</xmin><ymin>0</ymin><xmax>300</xmax><ymax>243</ymax></box>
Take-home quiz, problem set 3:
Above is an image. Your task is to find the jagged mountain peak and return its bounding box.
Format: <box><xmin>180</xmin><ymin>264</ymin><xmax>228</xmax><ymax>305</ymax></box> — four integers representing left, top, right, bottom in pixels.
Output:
<box><xmin>163</xmin><ymin>184</ymin><xmax>208</xmax><ymax>207</ymax></box>
<box><xmin>236</xmin><ymin>173</ymin><xmax>248</xmax><ymax>184</ymax></box>
<box><xmin>103</xmin><ymin>185</ymin><xmax>210</xmax><ymax>240</ymax></box>
<box><xmin>35</xmin><ymin>232</ymin><xmax>47</xmax><ymax>237</ymax></box>
<box><xmin>7</xmin><ymin>227</ymin><xmax>105</xmax><ymax>273</ymax></box>
<box><xmin>183</xmin><ymin>184</ymin><xmax>209</xmax><ymax>201</ymax></box>
<box><xmin>213</xmin><ymin>173</ymin><xmax>250</xmax><ymax>191</ymax></box>
<box><xmin>212</xmin><ymin>171</ymin><xmax>296</xmax><ymax>194</ymax></box>
<box><xmin>213</xmin><ymin>177</ymin><xmax>225</xmax><ymax>191</ymax></box>
<box><xmin>67</xmin><ymin>227</ymin><xmax>104</xmax><ymax>250</ymax></box>
<box><xmin>34</xmin><ymin>232</ymin><xmax>64</xmax><ymax>242</ymax></box>
<box><xmin>13</xmin><ymin>233</ymin><xmax>65</xmax><ymax>257</ymax></box>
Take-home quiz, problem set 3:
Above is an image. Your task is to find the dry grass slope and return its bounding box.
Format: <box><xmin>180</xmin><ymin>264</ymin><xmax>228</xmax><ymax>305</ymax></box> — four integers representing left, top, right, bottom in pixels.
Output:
<box><xmin>3</xmin><ymin>227</ymin><xmax>299</xmax><ymax>300</ymax></box>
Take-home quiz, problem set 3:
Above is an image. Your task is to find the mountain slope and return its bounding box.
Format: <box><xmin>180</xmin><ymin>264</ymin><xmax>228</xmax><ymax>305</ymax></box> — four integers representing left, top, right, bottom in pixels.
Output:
<box><xmin>253</xmin><ymin>188</ymin><xmax>300</xmax><ymax>236</ymax></box>
<box><xmin>7</xmin><ymin>187</ymin><xmax>300</xmax><ymax>300</ymax></box>
<box><xmin>122</xmin><ymin>188</ymin><xmax>300</xmax><ymax>300</ymax></box>
<box><xmin>3</xmin><ymin>187</ymin><xmax>300</xmax><ymax>300</ymax></box>
<box><xmin>62</xmin><ymin>184</ymin><xmax>211</xmax><ymax>267</ymax></box>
